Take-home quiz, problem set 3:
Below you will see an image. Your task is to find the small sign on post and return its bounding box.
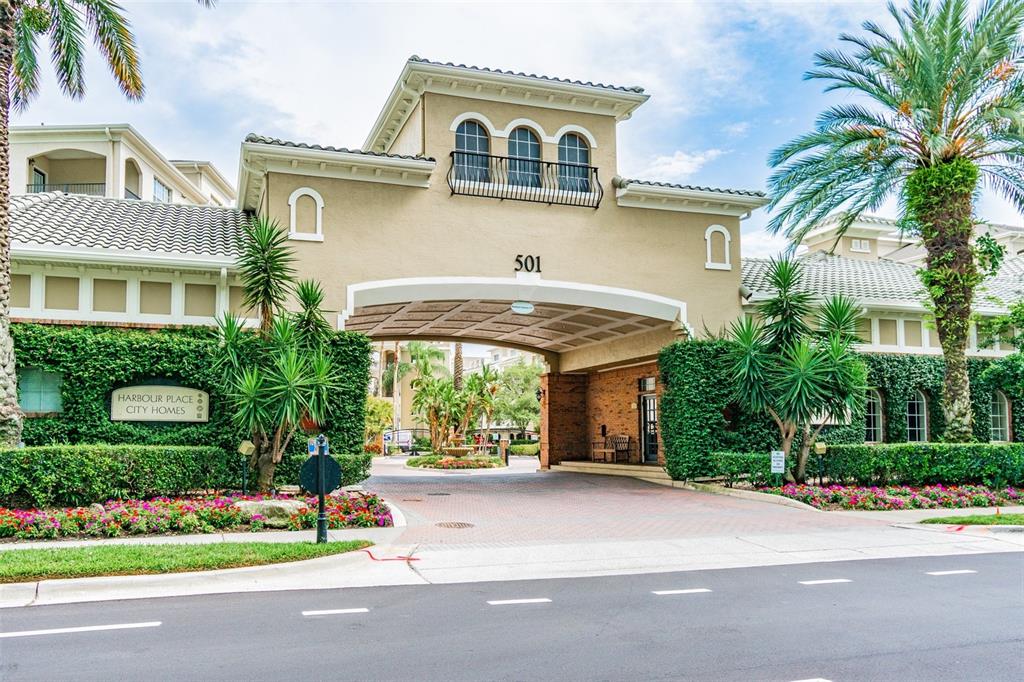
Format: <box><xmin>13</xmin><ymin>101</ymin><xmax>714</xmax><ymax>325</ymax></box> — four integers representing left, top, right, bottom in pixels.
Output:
<box><xmin>770</xmin><ymin>450</ymin><xmax>786</xmax><ymax>475</ymax></box>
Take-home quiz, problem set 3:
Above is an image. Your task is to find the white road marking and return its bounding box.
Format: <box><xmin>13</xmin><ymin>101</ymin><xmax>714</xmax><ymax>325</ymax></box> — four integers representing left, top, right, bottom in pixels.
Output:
<box><xmin>790</xmin><ymin>678</ymin><xmax>833</xmax><ymax>682</ymax></box>
<box><xmin>0</xmin><ymin>621</ymin><xmax>161</xmax><ymax>639</ymax></box>
<box><xmin>301</xmin><ymin>608</ymin><xmax>369</xmax><ymax>616</ymax></box>
<box><xmin>799</xmin><ymin>579</ymin><xmax>852</xmax><ymax>585</ymax></box>
<box><xmin>487</xmin><ymin>598</ymin><xmax>552</xmax><ymax>605</ymax></box>
<box><xmin>652</xmin><ymin>589</ymin><xmax>712</xmax><ymax>595</ymax></box>
<box><xmin>926</xmin><ymin>569</ymin><xmax>977</xmax><ymax>576</ymax></box>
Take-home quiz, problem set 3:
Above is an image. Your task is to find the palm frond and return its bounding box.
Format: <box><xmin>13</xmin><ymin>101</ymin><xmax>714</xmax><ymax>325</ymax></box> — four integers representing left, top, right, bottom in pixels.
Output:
<box><xmin>11</xmin><ymin>8</ymin><xmax>46</xmax><ymax>110</ymax></box>
<box><xmin>48</xmin><ymin>0</ymin><xmax>87</xmax><ymax>99</ymax></box>
<box><xmin>77</xmin><ymin>0</ymin><xmax>143</xmax><ymax>99</ymax></box>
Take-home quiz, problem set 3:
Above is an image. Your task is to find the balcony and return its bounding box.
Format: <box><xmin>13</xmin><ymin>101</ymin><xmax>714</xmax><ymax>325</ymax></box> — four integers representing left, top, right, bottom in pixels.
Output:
<box><xmin>28</xmin><ymin>182</ymin><xmax>105</xmax><ymax>196</ymax></box>
<box><xmin>447</xmin><ymin>151</ymin><xmax>603</xmax><ymax>208</ymax></box>
<box><xmin>124</xmin><ymin>188</ymin><xmax>141</xmax><ymax>201</ymax></box>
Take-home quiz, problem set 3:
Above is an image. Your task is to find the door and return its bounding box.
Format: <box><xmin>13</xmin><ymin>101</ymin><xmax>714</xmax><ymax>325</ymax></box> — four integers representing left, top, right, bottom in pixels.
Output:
<box><xmin>640</xmin><ymin>394</ymin><xmax>658</xmax><ymax>463</ymax></box>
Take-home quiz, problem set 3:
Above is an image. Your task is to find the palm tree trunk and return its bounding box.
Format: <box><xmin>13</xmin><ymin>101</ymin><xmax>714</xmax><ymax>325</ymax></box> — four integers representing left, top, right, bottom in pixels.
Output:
<box><xmin>391</xmin><ymin>341</ymin><xmax>400</xmax><ymax>451</ymax></box>
<box><xmin>453</xmin><ymin>342</ymin><xmax>463</xmax><ymax>391</ymax></box>
<box><xmin>0</xmin><ymin>7</ymin><xmax>23</xmax><ymax>446</ymax></box>
<box><xmin>375</xmin><ymin>342</ymin><xmax>384</xmax><ymax>397</ymax></box>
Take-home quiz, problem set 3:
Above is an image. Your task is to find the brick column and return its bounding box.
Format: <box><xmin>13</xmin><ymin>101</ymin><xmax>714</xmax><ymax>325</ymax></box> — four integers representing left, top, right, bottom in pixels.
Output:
<box><xmin>540</xmin><ymin>372</ymin><xmax>588</xmax><ymax>469</ymax></box>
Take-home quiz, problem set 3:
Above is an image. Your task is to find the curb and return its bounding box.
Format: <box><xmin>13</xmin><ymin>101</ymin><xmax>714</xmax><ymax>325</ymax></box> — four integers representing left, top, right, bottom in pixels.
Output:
<box><xmin>382</xmin><ymin>499</ymin><xmax>407</xmax><ymax>528</ymax></box>
<box><xmin>677</xmin><ymin>482</ymin><xmax>823</xmax><ymax>513</ymax></box>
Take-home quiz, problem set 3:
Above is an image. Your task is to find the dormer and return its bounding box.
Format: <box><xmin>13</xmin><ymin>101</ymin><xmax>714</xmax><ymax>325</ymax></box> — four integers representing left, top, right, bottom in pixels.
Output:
<box><xmin>801</xmin><ymin>215</ymin><xmax>900</xmax><ymax>261</ymax></box>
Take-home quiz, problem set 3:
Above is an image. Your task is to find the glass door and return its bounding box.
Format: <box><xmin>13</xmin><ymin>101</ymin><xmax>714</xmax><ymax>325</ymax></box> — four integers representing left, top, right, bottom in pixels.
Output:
<box><xmin>640</xmin><ymin>394</ymin><xmax>658</xmax><ymax>463</ymax></box>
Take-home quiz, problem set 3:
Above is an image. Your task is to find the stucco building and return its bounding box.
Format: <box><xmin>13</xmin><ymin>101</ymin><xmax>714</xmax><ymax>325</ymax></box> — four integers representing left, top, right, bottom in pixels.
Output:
<box><xmin>9</xmin><ymin>57</ymin><xmax>1021</xmax><ymax>464</ymax></box>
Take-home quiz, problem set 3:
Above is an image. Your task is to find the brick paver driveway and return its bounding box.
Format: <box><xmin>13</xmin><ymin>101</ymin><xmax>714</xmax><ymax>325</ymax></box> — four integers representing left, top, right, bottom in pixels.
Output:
<box><xmin>368</xmin><ymin>459</ymin><xmax>883</xmax><ymax>549</ymax></box>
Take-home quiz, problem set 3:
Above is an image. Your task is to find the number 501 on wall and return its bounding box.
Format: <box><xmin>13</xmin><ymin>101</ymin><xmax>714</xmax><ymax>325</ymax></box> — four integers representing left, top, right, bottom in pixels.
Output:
<box><xmin>514</xmin><ymin>255</ymin><xmax>542</xmax><ymax>273</ymax></box>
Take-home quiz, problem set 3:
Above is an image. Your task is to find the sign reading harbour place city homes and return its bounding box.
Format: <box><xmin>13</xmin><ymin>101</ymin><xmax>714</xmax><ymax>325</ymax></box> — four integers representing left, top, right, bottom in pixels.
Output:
<box><xmin>110</xmin><ymin>385</ymin><xmax>209</xmax><ymax>423</ymax></box>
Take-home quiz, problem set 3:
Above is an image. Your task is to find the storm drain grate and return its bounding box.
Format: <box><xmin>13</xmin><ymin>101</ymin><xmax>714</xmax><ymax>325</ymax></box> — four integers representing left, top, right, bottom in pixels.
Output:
<box><xmin>436</xmin><ymin>521</ymin><xmax>474</xmax><ymax>529</ymax></box>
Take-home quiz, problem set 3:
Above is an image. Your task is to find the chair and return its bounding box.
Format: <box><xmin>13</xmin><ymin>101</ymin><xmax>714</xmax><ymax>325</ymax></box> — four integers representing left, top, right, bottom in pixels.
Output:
<box><xmin>591</xmin><ymin>438</ymin><xmax>614</xmax><ymax>463</ymax></box>
<box><xmin>609</xmin><ymin>435</ymin><xmax>632</xmax><ymax>463</ymax></box>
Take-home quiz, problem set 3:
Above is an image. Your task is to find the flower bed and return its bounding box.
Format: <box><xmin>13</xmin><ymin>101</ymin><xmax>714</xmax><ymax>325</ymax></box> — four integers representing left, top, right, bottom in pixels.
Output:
<box><xmin>406</xmin><ymin>455</ymin><xmax>505</xmax><ymax>470</ymax></box>
<box><xmin>0</xmin><ymin>492</ymin><xmax>392</xmax><ymax>541</ymax></box>
<box><xmin>759</xmin><ymin>483</ymin><xmax>1021</xmax><ymax>511</ymax></box>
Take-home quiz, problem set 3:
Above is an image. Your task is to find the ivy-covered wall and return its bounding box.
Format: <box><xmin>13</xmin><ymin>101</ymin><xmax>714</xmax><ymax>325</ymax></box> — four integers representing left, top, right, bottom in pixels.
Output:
<box><xmin>12</xmin><ymin>324</ymin><xmax>372</xmax><ymax>467</ymax></box>
<box><xmin>659</xmin><ymin>339</ymin><xmax>1020</xmax><ymax>480</ymax></box>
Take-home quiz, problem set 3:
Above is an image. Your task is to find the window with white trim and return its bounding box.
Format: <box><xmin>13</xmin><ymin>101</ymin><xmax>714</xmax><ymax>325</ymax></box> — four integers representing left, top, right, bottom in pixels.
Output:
<box><xmin>455</xmin><ymin>120</ymin><xmax>490</xmax><ymax>182</ymax></box>
<box><xmin>287</xmin><ymin>187</ymin><xmax>325</xmax><ymax>241</ymax></box>
<box><xmin>850</xmin><ymin>238</ymin><xmax>871</xmax><ymax>253</ymax></box>
<box><xmin>906</xmin><ymin>390</ymin><xmax>928</xmax><ymax>442</ymax></box>
<box><xmin>704</xmin><ymin>225</ymin><xmax>731</xmax><ymax>270</ymax></box>
<box><xmin>865</xmin><ymin>389</ymin><xmax>884</xmax><ymax>443</ymax></box>
<box><xmin>508</xmin><ymin>127</ymin><xmax>541</xmax><ymax>187</ymax></box>
<box><xmin>991</xmin><ymin>391</ymin><xmax>1010</xmax><ymax>442</ymax></box>
<box><xmin>153</xmin><ymin>178</ymin><xmax>172</xmax><ymax>203</ymax></box>
<box><xmin>557</xmin><ymin>133</ymin><xmax>589</xmax><ymax>192</ymax></box>
<box><xmin>19</xmin><ymin>367</ymin><xmax>63</xmax><ymax>414</ymax></box>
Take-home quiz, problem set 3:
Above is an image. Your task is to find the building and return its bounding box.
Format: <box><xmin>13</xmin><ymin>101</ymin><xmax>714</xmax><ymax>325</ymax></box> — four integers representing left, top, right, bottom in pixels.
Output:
<box><xmin>12</xmin><ymin>123</ymin><xmax>235</xmax><ymax>206</ymax></box>
<box><xmin>8</xmin><ymin>56</ymin><xmax>1021</xmax><ymax>464</ymax></box>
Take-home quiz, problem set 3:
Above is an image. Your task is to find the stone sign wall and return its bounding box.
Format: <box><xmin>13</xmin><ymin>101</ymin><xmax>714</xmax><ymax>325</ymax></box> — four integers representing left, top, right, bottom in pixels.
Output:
<box><xmin>110</xmin><ymin>385</ymin><xmax>209</xmax><ymax>423</ymax></box>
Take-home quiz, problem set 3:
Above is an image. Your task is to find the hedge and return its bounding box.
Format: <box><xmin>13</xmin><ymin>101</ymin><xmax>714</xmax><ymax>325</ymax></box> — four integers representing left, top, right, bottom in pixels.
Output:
<box><xmin>509</xmin><ymin>443</ymin><xmax>540</xmax><ymax>456</ymax></box>
<box><xmin>0</xmin><ymin>445</ymin><xmax>233</xmax><ymax>508</ymax></box>
<box><xmin>275</xmin><ymin>452</ymin><xmax>373</xmax><ymax>491</ymax></box>
<box><xmin>709</xmin><ymin>452</ymin><xmax>772</xmax><ymax>487</ymax></box>
<box><xmin>822</xmin><ymin>443</ymin><xmax>1024</xmax><ymax>487</ymax></box>
<box><xmin>12</xmin><ymin>324</ymin><xmax>372</xmax><ymax>488</ymax></box>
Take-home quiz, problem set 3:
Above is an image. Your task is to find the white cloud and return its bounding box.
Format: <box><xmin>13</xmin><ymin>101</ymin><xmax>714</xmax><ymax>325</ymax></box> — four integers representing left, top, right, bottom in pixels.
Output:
<box><xmin>740</xmin><ymin>228</ymin><xmax>791</xmax><ymax>259</ymax></box>
<box><xmin>636</xmin><ymin>149</ymin><xmax>725</xmax><ymax>183</ymax></box>
<box><xmin>721</xmin><ymin>122</ymin><xmax>751</xmax><ymax>137</ymax></box>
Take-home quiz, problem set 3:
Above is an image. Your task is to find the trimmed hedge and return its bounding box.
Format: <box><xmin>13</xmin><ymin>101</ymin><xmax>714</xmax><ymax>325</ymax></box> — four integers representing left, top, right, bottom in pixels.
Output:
<box><xmin>275</xmin><ymin>452</ymin><xmax>373</xmax><ymax>491</ymax></box>
<box><xmin>823</xmin><ymin>443</ymin><xmax>1024</xmax><ymax>487</ymax></box>
<box><xmin>710</xmin><ymin>452</ymin><xmax>772</xmax><ymax>487</ymax></box>
<box><xmin>0</xmin><ymin>445</ymin><xmax>233</xmax><ymax>508</ymax></box>
<box><xmin>12</xmin><ymin>324</ymin><xmax>373</xmax><ymax>488</ymax></box>
<box><xmin>509</xmin><ymin>443</ymin><xmax>540</xmax><ymax>456</ymax></box>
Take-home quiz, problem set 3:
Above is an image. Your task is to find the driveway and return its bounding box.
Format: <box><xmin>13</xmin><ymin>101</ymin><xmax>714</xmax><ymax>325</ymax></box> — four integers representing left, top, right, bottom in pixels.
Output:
<box><xmin>368</xmin><ymin>457</ymin><xmax>884</xmax><ymax>549</ymax></box>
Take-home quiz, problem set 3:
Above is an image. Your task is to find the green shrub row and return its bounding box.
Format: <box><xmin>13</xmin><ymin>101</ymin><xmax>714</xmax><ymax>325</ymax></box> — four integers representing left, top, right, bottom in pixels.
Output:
<box><xmin>274</xmin><ymin>452</ymin><xmax>373</xmax><ymax>491</ymax></box>
<box><xmin>509</xmin><ymin>439</ymin><xmax>538</xmax><ymax>446</ymax></box>
<box><xmin>709</xmin><ymin>452</ymin><xmax>773</xmax><ymax>487</ymax></box>
<box><xmin>0</xmin><ymin>445</ymin><xmax>234</xmax><ymax>508</ymax></box>
<box><xmin>823</xmin><ymin>443</ymin><xmax>1024</xmax><ymax>487</ymax></box>
<box><xmin>509</xmin><ymin>443</ymin><xmax>540</xmax><ymax>456</ymax></box>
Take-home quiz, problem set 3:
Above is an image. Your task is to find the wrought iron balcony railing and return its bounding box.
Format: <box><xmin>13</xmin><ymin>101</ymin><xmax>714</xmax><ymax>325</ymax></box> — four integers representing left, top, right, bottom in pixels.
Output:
<box><xmin>447</xmin><ymin>151</ymin><xmax>603</xmax><ymax>208</ymax></box>
<box><xmin>27</xmin><ymin>182</ymin><xmax>106</xmax><ymax>196</ymax></box>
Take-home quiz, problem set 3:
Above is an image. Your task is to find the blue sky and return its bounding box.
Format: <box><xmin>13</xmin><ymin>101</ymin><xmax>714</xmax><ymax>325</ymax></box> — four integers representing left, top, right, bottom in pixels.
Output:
<box><xmin>16</xmin><ymin>0</ymin><xmax>1020</xmax><ymax>257</ymax></box>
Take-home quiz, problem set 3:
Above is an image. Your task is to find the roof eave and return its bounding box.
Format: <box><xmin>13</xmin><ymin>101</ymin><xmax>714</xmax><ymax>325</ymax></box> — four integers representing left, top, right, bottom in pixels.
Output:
<box><xmin>12</xmin><ymin>242</ymin><xmax>237</xmax><ymax>270</ymax></box>
<box><xmin>615</xmin><ymin>182</ymin><xmax>767</xmax><ymax>217</ymax></box>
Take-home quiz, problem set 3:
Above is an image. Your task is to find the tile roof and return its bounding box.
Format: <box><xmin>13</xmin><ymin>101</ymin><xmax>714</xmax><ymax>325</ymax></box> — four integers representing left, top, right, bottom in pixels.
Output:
<box><xmin>741</xmin><ymin>252</ymin><xmax>1023</xmax><ymax>312</ymax></box>
<box><xmin>245</xmin><ymin>134</ymin><xmax>435</xmax><ymax>162</ymax></box>
<box><xmin>408</xmin><ymin>56</ymin><xmax>646</xmax><ymax>94</ymax></box>
<box><xmin>10</xmin><ymin>192</ymin><xmax>246</xmax><ymax>259</ymax></box>
<box><xmin>619</xmin><ymin>178</ymin><xmax>766</xmax><ymax>198</ymax></box>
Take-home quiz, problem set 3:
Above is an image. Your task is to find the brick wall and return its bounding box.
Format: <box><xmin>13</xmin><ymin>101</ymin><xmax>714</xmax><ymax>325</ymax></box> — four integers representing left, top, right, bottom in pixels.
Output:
<box><xmin>587</xmin><ymin>362</ymin><xmax>664</xmax><ymax>465</ymax></box>
<box><xmin>540</xmin><ymin>372</ymin><xmax>588</xmax><ymax>468</ymax></box>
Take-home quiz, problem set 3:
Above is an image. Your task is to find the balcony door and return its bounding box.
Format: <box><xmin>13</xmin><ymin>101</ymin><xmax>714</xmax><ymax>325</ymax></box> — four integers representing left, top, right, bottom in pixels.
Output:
<box><xmin>640</xmin><ymin>393</ymin><xmax>659</xmax><ymax>463</ymax></box>
<box><xmin>31</xmin><ymin>168</ymin><xmax>47</xmax><ymax>192</ymax></box>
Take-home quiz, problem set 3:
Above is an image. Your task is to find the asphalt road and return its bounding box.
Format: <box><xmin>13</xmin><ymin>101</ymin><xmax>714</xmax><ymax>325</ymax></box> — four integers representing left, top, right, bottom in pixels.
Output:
<box><xmin>0</xmin><ymin>552</ymin><xmax>1021</xmax><ymax>681</ymax></box>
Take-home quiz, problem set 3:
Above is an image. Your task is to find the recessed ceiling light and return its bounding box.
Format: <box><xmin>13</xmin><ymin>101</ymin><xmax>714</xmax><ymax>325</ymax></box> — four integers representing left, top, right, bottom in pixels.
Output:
<box><xmin>510</xmin><ymin>300</ymin><xmax>534</xmax><ymax>315</ymax></box>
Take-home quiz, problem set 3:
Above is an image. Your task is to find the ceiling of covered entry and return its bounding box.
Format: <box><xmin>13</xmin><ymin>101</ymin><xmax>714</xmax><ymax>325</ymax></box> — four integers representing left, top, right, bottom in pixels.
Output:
<box><xmin>343</xmin><ymin>299</ymin><xmax>671</xmax><ymax>352</ymax></box>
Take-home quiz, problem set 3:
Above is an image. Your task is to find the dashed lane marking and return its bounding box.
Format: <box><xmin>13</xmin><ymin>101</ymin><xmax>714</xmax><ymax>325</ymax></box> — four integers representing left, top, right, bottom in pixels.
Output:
<box><xmin>302</xmin><ymin>608</ymin><xmax>370</xmax><ymax>616</ymax></box>
<box><xmin>926</xmin><ymin>570</ymin><xmax>977</xmax><ymax>576</ymax></box>
<box><xmin>487</xmin><ymin>598</ymin><xmax>552</xmax><ymax>605</ymax></box>
<box><xmin>652</xmin><ymin>589</ymin><xmax>712</xmax><ymax>595</ymax></box>
<box><xmin>0</xmin><ymin>621</ymin><xmax>162</xmax><ymax>639</ymax></box>
<box><xmin>799</xmin><ymin>579</ymin><xmax>852</xmax><ymax>585</ymax></box>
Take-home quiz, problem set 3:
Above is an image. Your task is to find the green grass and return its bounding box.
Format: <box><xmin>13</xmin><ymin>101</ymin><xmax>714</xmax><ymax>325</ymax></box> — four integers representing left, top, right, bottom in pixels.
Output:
<box><xmin>921</xmin><ymin>514</ymin><xmax>1024</xmax><ymax>526</ymax></box>
<box><xmin>0</xmin><ymin>540</ymin><xmax>371</xmax><ymax>583</ymax></box>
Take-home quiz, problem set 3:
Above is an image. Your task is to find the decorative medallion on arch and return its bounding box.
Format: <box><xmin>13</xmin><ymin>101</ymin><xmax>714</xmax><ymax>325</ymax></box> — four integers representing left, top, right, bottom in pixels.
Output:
<box><xmin>704</xmin><ymin>224</ymin><xmax>731</xmax><ymax>271</ymax></box>
<box><xmin>287</xmin><ymin>187</ymin><xmax>324</xmax><ymax>241</ymax></box>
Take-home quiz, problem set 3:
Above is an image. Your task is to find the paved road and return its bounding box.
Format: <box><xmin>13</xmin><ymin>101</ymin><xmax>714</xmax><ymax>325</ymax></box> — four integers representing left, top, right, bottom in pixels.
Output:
<box><xmin>1</xmin><ymin>553</ymin><xmax>1020</xmax><ymax>681</ymax></box>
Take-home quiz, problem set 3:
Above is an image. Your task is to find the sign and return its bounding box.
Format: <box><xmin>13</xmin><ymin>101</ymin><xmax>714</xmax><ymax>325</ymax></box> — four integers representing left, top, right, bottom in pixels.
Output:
<box><xmin>300</xmin><ymin>455</ymin><xmax>342</xmax><ymax>495</ymax></box>
<box><xmin>111</xmin><ymin>385</ymin><xmax>209</xmax><ymax>422</ymax></box>
<box><xmin>770</xmin><ymin>450</ymin><xmax>786</xmax><ymax>474</ymax></box>
<box><xmin>514</xmin><ymin>254</ymin><xmax>542</xmax><ymax>273</ymax></box>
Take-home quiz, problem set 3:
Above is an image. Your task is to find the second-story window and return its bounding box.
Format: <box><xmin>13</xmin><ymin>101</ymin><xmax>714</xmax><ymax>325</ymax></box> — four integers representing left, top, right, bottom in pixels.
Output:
<box><xmin>455</xmin><ymin>120</ymin><xmax>490</xmax><ymax>182</ymax></box>
<box><xmin>153</xmin><ymin>178</ymin><xmax>172</xmax><ymax>203</ymax></box>
<box><xmin>508</xmin><ymin>127</ymin><xmax>541</xmax><ymax>187</ymax></box>
<box><xmin>558</xmin><ymin>133</ymin><xmax>590</xmax><ymax>192</ymax></box>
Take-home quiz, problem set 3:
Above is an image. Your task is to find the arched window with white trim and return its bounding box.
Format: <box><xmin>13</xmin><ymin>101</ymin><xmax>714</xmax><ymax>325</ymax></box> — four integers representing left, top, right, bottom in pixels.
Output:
<box><xmin>455</xmin><ymin>120</ymin><xmax>490</xmax><ymax>182</ymax></box>
<box><xmin>508</xmin><ymin>127</ymin><xmax>541</xmax><ymax>187</ymax></box>
<box><xmin>991</xmin><ymin>390</ymin><xmax>1010</xmax><ymax>442</ymax></box>
<box><xmin>906</xmin><ymin>390</ymin><xmax>928</xmax><ymax>442</ymax></box>
<box><xmin>287</xmin><ymin>187</ymin><xmax>324</xmax><ymax>242</ymax></box>
<box><xmin>865</xmin><ymin>389</ymin><xmax>884</xmax><ymax>443</ymax></box>
<box><xmin>704</xmin><ymin>225</ymin><xmax>732</xmax><ymax>271</ymax></box>
<box><xmin>557</xmin><ymin>133</ymin><xmax>590</xmax><ymax>192</ymax></box>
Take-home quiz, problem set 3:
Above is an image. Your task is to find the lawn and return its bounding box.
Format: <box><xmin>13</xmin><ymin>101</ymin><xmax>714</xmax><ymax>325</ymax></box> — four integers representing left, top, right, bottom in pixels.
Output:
<box><xmin>921</xmin><ymin>514</ymin><xmax>1024</xmax><ymax>526</ymax></box>
<box><xmin>0</xmin><ymin>540</ymin><xmax>371</xmax><ymax>583</ymax></box>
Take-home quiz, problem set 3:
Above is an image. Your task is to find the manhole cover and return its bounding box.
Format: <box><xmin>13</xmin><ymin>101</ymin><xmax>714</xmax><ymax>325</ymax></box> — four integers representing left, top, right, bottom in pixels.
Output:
<box><xmin>427</xmin><ymin>492</ymin><xmax>451</xmax><ymax>496</ymax></box>
<box><xmin>401</xmin><ymin>498</ymin><xmax>423</xmax><ymax>502</ymax></box>
<box><xmin>436</xmin><ymin>521</ymin><xmax>474</xmax><ymax>529</ymax></box>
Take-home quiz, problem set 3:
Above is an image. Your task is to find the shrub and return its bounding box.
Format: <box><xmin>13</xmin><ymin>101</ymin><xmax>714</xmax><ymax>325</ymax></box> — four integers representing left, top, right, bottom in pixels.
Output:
<box><xmin>510</xmin><ymin>438</ymin><xmax>537</xmax><ymax>446</ymax></box>
<box><xmin>363</xmin><ymin>442</ymin><xmax>382</xmax><ymax>455</ymax></box>
<box><xmin>509</xmin><ymin>443</ymin><xmax>540</xmax><ymax>456</ymax></box>
<box><xmin>0</xmin><ymin>445</ymin><xmax>235</xmax><ymax>508</ymax></box>
<box><xmin>407</xmin><ymin>455</ymin><xmax>504</xmax><ymax>469</ymax></box>
<box><xmin>274</xmin><ymin>452</ymin><xmax>373</xmax><ymax>491</ymax></box>
<box><xmin>412</xmin><ymin>436</ymin><xmax>432</xmax><ymax>452</ymax></box>
<box><xmin>709</xmin><ymin>452</ymin><xmax>774</xmax><ymax>487</ymax></box>
<box><xmin>822</xmin><ymin>443</ymin><xmax>1024</xmax><ymax>487</ymax></box>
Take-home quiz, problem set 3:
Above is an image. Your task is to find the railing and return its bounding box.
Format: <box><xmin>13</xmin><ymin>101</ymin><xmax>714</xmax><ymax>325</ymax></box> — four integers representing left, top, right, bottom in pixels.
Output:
<box><xmin>124</xmin><ymin>188</ymin><xmax>141</xmax><ymax>200</ymax></box>
<box><xmin>447</xmin><ymin>151</ymin><xmax>602</xmax><ymax>208</ymax></box>
<box><xmin>27</xmin><ymin>182</ymin><xmax>106</xmax><ymax>196</ymax></box>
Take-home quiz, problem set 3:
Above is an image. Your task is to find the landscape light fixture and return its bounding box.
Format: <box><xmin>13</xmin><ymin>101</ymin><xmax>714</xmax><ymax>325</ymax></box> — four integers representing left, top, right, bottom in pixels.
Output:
<box><xmin>510</xmin><ymin>300</ymin><xmax>534</xmax><ymax>315</ymax></box>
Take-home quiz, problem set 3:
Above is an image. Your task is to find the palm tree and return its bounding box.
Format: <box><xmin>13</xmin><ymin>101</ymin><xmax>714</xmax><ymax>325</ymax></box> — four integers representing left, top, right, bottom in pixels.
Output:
<box><xmin>237</xmin><ymin>217</ymin><xmax>295</xmax><ymax>333</ymax></box>
<box><xmin>766</xmin><ymin>0</ymin><xmax>1024</xmax><ymax>441</ymax></box>
<box><xmin>453</xmin><ymin>342</ymin><xmax>463</xmax><ymax>391</ymax></box>
<box><xmin>477</xmin><ymin>363</ymin><xmax>501</xmax><ymax>444</ymax></box>
<box><xmin>0</xmin><ymin>0</ymin><xmax>214</xmax><ymax>445</ymax></box>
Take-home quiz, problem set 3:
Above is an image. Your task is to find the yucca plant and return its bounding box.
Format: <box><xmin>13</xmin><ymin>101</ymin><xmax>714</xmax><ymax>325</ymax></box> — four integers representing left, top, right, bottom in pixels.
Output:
<box><xmin>727</xmin><ymin>259</ymin><xmax>867</xmax><ymax>482</ymax></box>
<box><xmin>0</xmin><ymin>0</ymin><xmax>214</xmax><ymax>445</ymax></box>
<box><xmin>767</xmin><ymin>0</ymin><xmax>1024</xmax><ymax>441</ymax></box>
<box><xmin>237</xmin><ymin>216</ymin><xmax>295</xmax><ymax>333</ymax></box>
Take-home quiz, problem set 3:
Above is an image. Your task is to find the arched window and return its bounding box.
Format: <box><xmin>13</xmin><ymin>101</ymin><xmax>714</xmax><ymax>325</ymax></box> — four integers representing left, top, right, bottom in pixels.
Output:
<box><xmin>704</xmin><ymin>225</ymin><xmax>732</xmax><ymax>270</ymax></box>
<box><xmin>508</xmin><ymin>127</ymin><xmax>541</xmax><ymax>187</ymax></box>
<box><xmin>991</xmin><ymin>391</ymin><xmax>1010</xmax><ymax>442</ymax></box>
<box><xmin>906</xmin><ymin>390</ymin><xmax>928</xmax><ymax>442</ymax></box>
<box><xmin>865</xmin><ymin>389</ymin><xmax>884</xmax><ymax>443</ymax></box>
<box><xmin>455</xmin><ymin>120</ymin><xmax>490</xmax><ymax>182</ymax></box>
<box><xmin>557</xmin><ymin>133</ymin><xmax>590</xmax><ymax>192</ymax></box>
<box><xmin>287</xmin><ymin>187</ymin><xmax>325</xmax><ymax>241</ymax></box>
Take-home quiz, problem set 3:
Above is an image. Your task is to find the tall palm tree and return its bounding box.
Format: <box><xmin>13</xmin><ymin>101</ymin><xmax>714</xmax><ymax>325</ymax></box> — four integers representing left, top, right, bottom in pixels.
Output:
<box><xmin>766</xmin><ymin>0</ymin><xmax>1024</xmax><ymax>441</ymax></box>
<box><xmin>452</xmin><ymin>342</ymin><xmax>463</xmax><ymax>391</ymax></box>
<box><xmin>0</xmin><ymin>0</ymin><xmax>214</xmax><ymax>445</ymax></box>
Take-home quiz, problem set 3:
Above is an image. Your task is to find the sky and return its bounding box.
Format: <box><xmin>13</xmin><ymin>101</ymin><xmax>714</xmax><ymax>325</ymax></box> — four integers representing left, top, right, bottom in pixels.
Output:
<box><xmin>15</xmin><ymin>0</ymin><xmax>1021</xmax><ymax>259</ymax></box>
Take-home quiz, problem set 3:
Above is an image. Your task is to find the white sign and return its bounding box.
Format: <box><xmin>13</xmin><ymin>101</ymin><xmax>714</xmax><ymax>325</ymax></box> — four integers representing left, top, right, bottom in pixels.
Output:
<box><xmin>770</xmin><ymin>450</ymin><xmax>786</xmax><ymax>474</ymax></box>
<box><xmin>110</xmin><ymin>385</ymin><xmax>209</xmax><ymax>422</ymax></box>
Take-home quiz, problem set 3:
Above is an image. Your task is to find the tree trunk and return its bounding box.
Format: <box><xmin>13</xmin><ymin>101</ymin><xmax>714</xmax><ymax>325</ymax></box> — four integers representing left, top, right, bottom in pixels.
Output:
<box><xmin>0</xmin><ymin>7</ymin><xmax>23</xmax><ymax>446</ymax></box>
<box><xmin>375</xmin><ymin>342</ymin><xmax>384</xmax><ymax>397</ymax></box>
<box><xmin>255</xmin><ymin>448</ymin><xmax>277</xmax><ymax>493</ymax></box>
<box><xmin>391</xmin><ymin>341</ymin><xmax>400</xmax><ymax>452</ymax></box>
<box><xmin>910</xmin><ymin>160</ymin><xmax>979</xmax><ymax>442</ymax></box>
<box><xmin>453</xmin><ymin>342</ymin><xmax>463</xmax><ymax>391</ymax></box>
